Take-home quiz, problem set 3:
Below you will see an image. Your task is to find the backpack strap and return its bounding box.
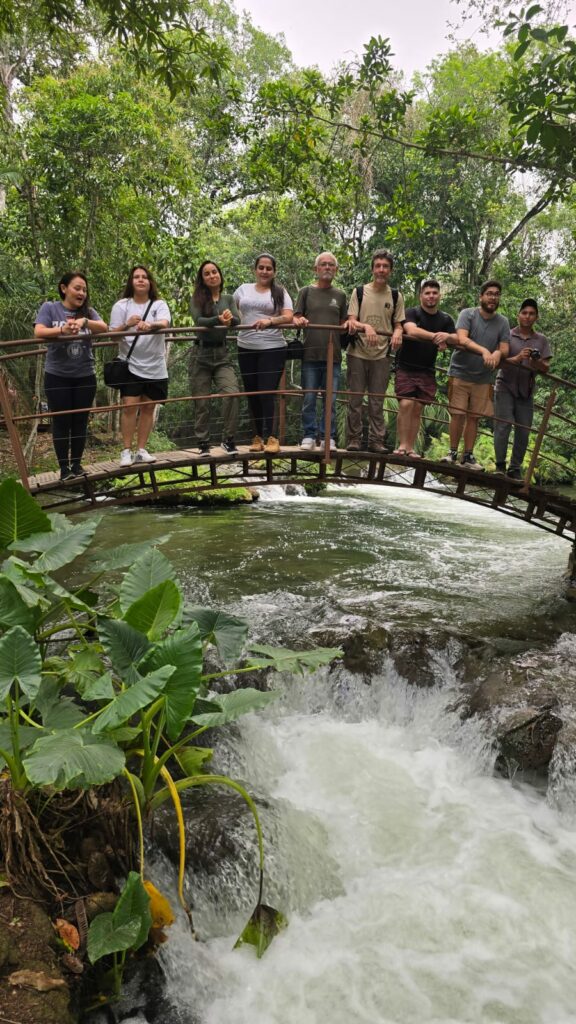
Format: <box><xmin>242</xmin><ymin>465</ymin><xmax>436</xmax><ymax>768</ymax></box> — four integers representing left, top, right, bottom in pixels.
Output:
<box><xmin>391</xmin><ymin>288</ymin><xmax>398</xmax><ymax>322</ymax></box>
<box><xmin>356</xmin><ymin>285</ymin><xmax>364</xmax><ymax>319</ymax></box>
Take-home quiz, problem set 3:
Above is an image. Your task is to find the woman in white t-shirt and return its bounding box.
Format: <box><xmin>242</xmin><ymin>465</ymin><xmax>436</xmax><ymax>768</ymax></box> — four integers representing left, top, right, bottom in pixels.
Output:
<box><xmin>233</xmin><ymin>253</ymin><xmax>293</xmax><ymax>452</ymax></box>
<box><xmin>109</xmin><ymin>265</ymin><xmax>171</xmax><ymax>467</ymax></box>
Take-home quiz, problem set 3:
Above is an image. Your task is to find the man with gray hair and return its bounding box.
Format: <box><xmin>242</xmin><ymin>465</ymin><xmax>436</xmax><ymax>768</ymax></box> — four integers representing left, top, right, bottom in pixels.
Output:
<box><xmin>293</xmin><ymin>252</ymin><xmax>350</xmax><ymax>449</ymax></box>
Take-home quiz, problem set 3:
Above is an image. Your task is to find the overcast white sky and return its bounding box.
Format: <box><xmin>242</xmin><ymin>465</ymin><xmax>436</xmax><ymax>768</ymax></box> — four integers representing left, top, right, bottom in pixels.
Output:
<box><xmin>240</xmin><ymin>0</ymin><xmax>489</xmax><ymax>81</ymax></box>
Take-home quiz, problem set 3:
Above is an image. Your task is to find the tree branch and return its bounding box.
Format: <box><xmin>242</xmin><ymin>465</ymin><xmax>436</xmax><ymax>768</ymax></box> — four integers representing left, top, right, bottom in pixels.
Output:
<box><xmin>479</xmin><ymin>192</ymin><xmax>554</xmax><ymax>278</ymax></box>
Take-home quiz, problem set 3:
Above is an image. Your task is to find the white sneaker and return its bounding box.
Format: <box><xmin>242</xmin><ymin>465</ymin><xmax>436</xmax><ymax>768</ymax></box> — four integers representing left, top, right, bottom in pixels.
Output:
<box><xmin>329</xmin><ymin>438</ymin><xmax>337</xmax><ymax>451</ymax></box>
<box><xmin>120</xmin><ymin>448</ymin><xmax>133</xmax><ymax>467</ymax></box>
<box><xmin>300</xmin><ymin>437</ymin><xmax>315</xmax><ymax>450</ymax></box>
<box><xmin>134</xmin><ymin>448</ymin><xmax>156</xmax><ymax>464</ymax></box>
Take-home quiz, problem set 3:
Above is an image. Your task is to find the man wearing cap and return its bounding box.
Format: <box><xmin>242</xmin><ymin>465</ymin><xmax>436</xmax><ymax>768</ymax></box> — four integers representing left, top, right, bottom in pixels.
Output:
<box><xmin>493</xmin><ymin>298</ymin><xmax>552</xmax><ymax>480</ymax></box>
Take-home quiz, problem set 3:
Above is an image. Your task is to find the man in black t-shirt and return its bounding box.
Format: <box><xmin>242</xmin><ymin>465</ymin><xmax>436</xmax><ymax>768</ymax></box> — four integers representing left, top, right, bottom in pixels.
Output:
<box><xmin>391</xmin><ymin>280</ymin><xmax>457</xmax><ymax>456</ymax></box>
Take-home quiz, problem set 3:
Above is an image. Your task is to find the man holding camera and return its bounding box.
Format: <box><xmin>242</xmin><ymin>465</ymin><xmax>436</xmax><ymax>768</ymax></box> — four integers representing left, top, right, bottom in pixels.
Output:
<box><xmin>493</xmin><ymin>298</ymin><xmax>551</xmax><ymax>480</ymax></box>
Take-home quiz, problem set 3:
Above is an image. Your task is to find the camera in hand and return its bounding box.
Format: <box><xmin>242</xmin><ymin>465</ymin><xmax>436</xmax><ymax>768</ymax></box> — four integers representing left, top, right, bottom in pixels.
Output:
<box><xmin>529</xmin><ymin>349</ymin><xmax>540</xmax><ymax>359</ymax></box>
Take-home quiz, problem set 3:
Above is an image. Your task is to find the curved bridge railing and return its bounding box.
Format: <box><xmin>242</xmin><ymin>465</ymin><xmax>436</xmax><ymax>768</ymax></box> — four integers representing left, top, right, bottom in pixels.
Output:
<box><xmin>1</xmin><ymin>325</ymin><xmax>575</xmax><ymax>542</ymax></box>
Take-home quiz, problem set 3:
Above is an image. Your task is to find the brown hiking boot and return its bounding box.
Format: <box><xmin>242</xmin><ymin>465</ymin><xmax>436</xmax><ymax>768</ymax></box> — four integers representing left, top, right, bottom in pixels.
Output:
<box><xmin>346</xmin><ymin>440</ymin><xmax>361</xmax><ymax>451</ymax></box>
<box><xmin>249</xmin><ymin>435</ymin><xmax>265</xmax><ymax>451</ymax></box>
<box><xmin>264</xmin><ymin>435</ymin><xmax>280</xmax><ymax>453</ymax></box>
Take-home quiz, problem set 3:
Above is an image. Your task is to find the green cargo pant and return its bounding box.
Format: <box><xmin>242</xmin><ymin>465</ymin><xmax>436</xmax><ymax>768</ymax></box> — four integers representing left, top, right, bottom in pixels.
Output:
<box><xmin>188</xmin><ymin>344</ymin><xmax>239</xmax><ymax>443</ymax></box>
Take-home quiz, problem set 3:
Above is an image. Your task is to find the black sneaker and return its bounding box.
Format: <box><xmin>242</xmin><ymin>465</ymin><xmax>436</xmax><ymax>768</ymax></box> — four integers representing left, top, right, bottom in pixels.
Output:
<box><xmin>71</xmin><ymin>463</ymin><xmax>86</xmax><ymax>477</ymax></box>
<box><xmin>494</xmin><ymin>462</ymin><xmax>506</xmax><ymax>475</ymax></box>
<box><xmin>440</xmin><ymin>450</ymin><xmax>458</xmax><ymax>463</ymax></box>
<box><xmin>222</xmin><ymin>438</ymin><xmax>237</xmax><ymax>454</ymax></box>
<box><xmin>507</xmin><ymin>467</ymin><xmax>523</xmax><ymax>480</ymax></box>
<box><xmin>199</xmin><ymin>442</ymin><xmax>211</xmax><ymax>454</ymax></box>
<box><xmin>60</xmin><ymin>467</ymin><xmax>74</xmax><ymax>482</ymax></box>
<box><xmin>461</xmin><ymin>453</ymin><xmax>484</xmax><ymax>471</ymax></box>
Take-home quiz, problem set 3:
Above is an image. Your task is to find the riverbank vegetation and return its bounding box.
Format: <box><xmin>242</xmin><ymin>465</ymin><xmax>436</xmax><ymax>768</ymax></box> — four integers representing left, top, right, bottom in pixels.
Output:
<box><xmin>0</xmin><ymin>0</ymin><xmax>575</xmax><ymax>479</ymax></box>
<box><xmin>0</xmin><ymin>477</ymin><xmax>339</xmax><ymax>1012</ymax></box>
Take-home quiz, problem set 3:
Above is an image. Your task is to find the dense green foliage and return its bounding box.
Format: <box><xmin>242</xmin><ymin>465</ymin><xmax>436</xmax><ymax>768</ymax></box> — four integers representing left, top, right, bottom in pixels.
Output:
<box><xmin>0</xmin><ymin>476</ymin><xmax>340</xmax><ymax>993</ymax></box>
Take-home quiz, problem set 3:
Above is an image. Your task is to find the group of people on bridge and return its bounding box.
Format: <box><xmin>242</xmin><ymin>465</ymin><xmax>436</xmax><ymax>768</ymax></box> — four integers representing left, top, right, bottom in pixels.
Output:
<box><xmin>31</xmin><ymin>250</ymin><xmax>551</xmax><ymax>482</ymax></box>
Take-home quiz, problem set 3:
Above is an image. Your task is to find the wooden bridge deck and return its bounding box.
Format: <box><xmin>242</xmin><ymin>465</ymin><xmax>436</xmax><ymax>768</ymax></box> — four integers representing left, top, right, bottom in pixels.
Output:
<box><xmin>26</xmin><ymin>445</ymin><xmax>576</xmax><ymax>540</ymax></box>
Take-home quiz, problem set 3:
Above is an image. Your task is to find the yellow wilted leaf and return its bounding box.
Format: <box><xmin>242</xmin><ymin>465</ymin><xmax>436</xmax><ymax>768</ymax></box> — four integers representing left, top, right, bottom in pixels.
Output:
<box><xmin>143</xmin><ymin>881</ymin><xmax>175</xmax><ymax>930</ymax></box>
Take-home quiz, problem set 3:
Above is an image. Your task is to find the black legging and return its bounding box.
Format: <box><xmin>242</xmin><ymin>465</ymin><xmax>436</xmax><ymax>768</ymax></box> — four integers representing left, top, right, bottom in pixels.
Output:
<box><xmin>44</xmin><ymin>372</ymin><xmax>97</xmax><ymax>471</ymax></box>
<box><xmin>237</xmin><ymin>347</ymin><xmax>286</xmax><ymax>439</ymax></box>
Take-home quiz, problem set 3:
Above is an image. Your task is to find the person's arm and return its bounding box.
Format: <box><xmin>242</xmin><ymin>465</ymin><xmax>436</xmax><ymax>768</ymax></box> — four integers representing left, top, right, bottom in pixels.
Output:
<box><xmin>227</xmin><ymin>295</ymin><xmax>241</xmax><ymax>328</ymax></box>
<box><xmin>293</xmin><ymin>288</ymin><xmax>309</xmax><ymax>327</ymax></box>
<box><xmin>456</xmin><ymin>327</ymin><xmax>498</xmax><ymax>366</ymax></box>
<box><xmin>192</xmin><ymin>311</ymin><xmax>220</xmax><ymax>327</ymax></box>
<box><xmin>255</xmin><ymin>307</ymin><xmax>293</xmax><ymax>329</ymax></box>
<box><xmin>390</xmin><ymin>293</ymin><xmax>405</xmax><ymax>350</ymax></box>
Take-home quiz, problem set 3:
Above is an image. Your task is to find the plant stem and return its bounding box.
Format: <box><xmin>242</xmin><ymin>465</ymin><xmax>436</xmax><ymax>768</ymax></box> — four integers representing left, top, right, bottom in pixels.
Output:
<box><xmin>123</xmin><ymin>769</ymin><xmax>145</xmax><ymax>877</ymax></box>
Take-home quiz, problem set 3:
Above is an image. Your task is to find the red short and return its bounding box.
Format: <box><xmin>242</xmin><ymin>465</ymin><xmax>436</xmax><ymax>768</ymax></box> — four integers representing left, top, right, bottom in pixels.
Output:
<box><xmin>395</xmin><ymin>368</ymin><xmax>436</xmax><ymax>404</ymax></box>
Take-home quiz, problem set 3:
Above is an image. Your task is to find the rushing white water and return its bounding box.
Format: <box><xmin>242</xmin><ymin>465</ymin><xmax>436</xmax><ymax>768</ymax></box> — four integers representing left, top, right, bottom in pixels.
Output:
<box><xmin>91</xmin><ymin>486</ymin><xmax>576</xmax><ymax>1024</ymax></box>
<box><xmin>155</xmin><ymin>665</ymin><xmax>576</xmax><ymax>1024</ymax></box>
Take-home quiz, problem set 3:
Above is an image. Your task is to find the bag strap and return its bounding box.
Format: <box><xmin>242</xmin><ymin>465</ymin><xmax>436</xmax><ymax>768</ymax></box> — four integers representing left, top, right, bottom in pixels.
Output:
<box><xmin>126</xmin><ymin>299</ymin><xmax>154</xmax><ymax>361</ymax></box>
<box><xmin>294</xmin><ymin>286</ymin><xmax>310</xmax><ymax>342</ymax></box>
<box><xmin>356</xmin><ymin>285</ymin><xmax>364</xmax><ymax>319</ymax></box>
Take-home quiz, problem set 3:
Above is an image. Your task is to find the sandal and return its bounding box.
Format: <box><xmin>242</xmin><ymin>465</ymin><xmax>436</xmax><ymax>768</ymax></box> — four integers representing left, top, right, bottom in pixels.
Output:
<box><xmin>392</xmin><ymin>448</ymin><xmax>408</xmax><ymax>455</ymax></box>
<box><xmin>407</xmin><ymin>450</ymin><xmax>422</xmax><ymax>459</ymax></box>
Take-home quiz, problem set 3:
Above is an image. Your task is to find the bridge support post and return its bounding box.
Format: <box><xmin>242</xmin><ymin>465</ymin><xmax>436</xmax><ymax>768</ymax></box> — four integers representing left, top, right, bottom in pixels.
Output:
<box><xmin>322</xmin><ymin>332</ymin><xmax>335</xmax><ymax>464</ymax></box>
<box><xmin>0</xmin><ymin>371</ymin><xmax>30</xmax><ymax>490</ymax></box>
<box><xmin>522</xmin><ymin>389</ymin><xmax>556</xmax><ymax>490</ymax></box>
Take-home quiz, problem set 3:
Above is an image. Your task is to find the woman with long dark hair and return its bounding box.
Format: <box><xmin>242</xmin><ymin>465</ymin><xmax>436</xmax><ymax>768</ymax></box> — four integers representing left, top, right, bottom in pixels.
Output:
<box><xmin>109</xmin><ymin>265</ymin><xmax>171</xmax><ymax>466</ymax></box>
<box><xmin>190</xmin><ymin>260</ymin><xmax>240</xmax><ymax>454</ymax></box>
<box><xmin>233</xmin><ymin>253</ymin><xmax>293</xmax><ymax>452</ymax></box>
<box><xmin>34</xmin><ymin>271</ymin><xmax>107</xmax><ymax>480</ymax></box>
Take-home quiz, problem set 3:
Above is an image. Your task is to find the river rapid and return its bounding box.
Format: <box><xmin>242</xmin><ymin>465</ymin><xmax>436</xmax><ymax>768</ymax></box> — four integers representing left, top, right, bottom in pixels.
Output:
<box><xmin>89</xmin><ymin>484</ymin><xmax>576</xmax><ymax>1024</ymax></box>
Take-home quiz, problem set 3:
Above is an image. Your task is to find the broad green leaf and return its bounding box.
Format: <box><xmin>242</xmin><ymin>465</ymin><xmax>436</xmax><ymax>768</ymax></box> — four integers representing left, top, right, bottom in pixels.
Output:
<box><xmin>176</xmin><ymin>745</ymin><xmax>213</xmax><ymax>776</ymax></box>
<box><xmin>234</xmin><ymin>904</ymin><xmax>287</xmax><ymax>958</ymax></box>
<box><xmin>0</xmin><ymin>626</ymin><xmax>42</xmax><ymax>700</ymax></box>
<box><xmin>246</xmin><ymin>643</ymin><xmax>342</xmax><ymax>675</ymax></box>
<box><xmin>24</xmin><ymin>730</ymin><xmax>125</xmax><ymax>789</ymax></box>
<box><xmin>191</xmin><ymin>688</ymin><xmax>278</xmax><ymax>727</ymax></box>
<box><xmin>107</xmin><ymin>725</ymin><xmax>141</xmax><ymax>743</ymax></box>
<box><xmin>0</xmin><ymin>561</ymin><xmax>47</xmax><ymax>609</ymax></box>
<box><xmin>98</xmin><ymin>618</ymin><xmax>150</xmax><ymax>679</ymax></box>
<box><xmin>89</xmin><ymin>537</ymin><xmax>170</xmax><ymax>571</ymax></box>
<box><xmin>185</xmin><ymin>607</ymin><xmax>248</xmax><ymax>664</ymax></box>
<box><xmin>34</xmin><ymin>680</ymin><xmax>84</xmax><ymax>729</ymax></box>
<box><xmin>140</xmin><ymin>625</ymin><xmax>203</xmax><ymax>740</ymax></box>
<box><xmin>7</xmin><ymin>559</ymin><xmax>94</xmax><ymax>613</ymax></box>
<box><xmin>113</xmin><ymin>871</ymin><xmax>152</xmax><ymax>951</ymax></box>
<box><xmin>0</xmin><ymin>479</ymin><xmax>51</xmax><ymax>549</ymax></box>
<box><xmin>11</xmin><ymin>519</ymin><xmax>101</xmax><ymax>572</ymax></box>
<box><xmin>119</xmin><ymin>548</ymin><xmax>175</xmax><ymax>612</ymax></box>
<box><xmin>65</xmin><ymin>648</ymin><xmax>107</xmax><ymax>693</ymax></box>
<box><xmin>92</xmin><ymin>666</ymin><xmax>175</xmax><ymax>734</ymax></box>
<box><xmin>0</xmin><ymin>577</ymin><xmax>40</xmax><ymax>633</ymax></box>
<box><xmin>0</xmin><ymin>722</ymin><xmax>43</xmax><ymax>769</ymax></box>
<box><xmin>87</xmin><ymin>913</ymin><xmax>141</xmax><ymax>964</ymax></box>
<box><xmin>82</xmin><ymin>672</ymin><xmax>115</xmax><ymax>701</ymax></box>
<box><xmin>123</xmin><ymin>580</ymin><xmax>181</xmax><ymax>641</ymax></box>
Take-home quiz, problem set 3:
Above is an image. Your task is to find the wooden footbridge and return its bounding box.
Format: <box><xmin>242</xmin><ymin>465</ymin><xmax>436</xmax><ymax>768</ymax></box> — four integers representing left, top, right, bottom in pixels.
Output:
<box><xmin>1</xmin><ymin>326</ymin><xmax>576</xmax><ymax>549</ymax></box>
<box><xmin>19</xmin><ymin>445</ymin><xmax>576</xmax><ymax>544</ymax></box>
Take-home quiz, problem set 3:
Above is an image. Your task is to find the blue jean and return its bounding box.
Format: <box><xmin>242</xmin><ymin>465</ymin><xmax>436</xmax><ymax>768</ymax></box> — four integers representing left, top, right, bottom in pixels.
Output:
<box><xmin>301</xmin><ymin>361</ymin><xmax>341</xmax><ymax>439</ymax></box>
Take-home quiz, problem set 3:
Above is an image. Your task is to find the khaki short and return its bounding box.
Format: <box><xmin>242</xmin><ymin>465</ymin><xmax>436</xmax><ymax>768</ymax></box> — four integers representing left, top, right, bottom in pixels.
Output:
<box><xmin>448</xmin><ymin>377</ymin><xmax>493</xmax><ymax>417</ymax></box>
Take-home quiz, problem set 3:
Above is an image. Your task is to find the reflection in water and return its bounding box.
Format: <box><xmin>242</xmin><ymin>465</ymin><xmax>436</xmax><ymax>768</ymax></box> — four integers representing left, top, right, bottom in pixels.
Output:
<box><xmin>89</xmin><ymin>486</ymin><xmax>576</xmax><ymax>1024</ymax></box>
